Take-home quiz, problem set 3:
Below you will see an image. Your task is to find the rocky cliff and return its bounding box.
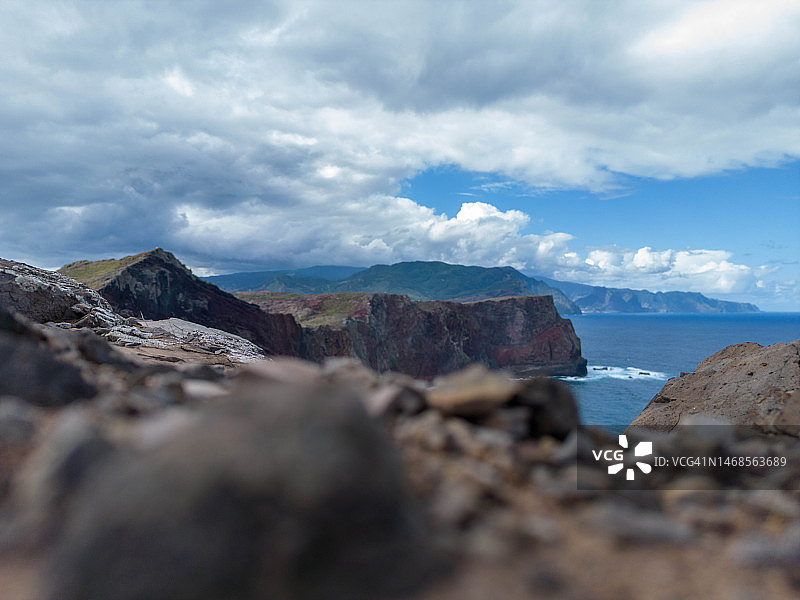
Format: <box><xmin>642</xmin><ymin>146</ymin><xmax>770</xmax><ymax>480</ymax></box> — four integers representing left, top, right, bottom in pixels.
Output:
<box><xmin>60</xmin><ymin>250</ymin><xmax>585</xmax><ymax>378</ymax></box>
<box><xmin>241</xmin><ymin>292</ymin><xmax>587</xmax><ymax>378</ymax></box>
<box><xmin>629</xmin><ymin>339</ymin><xmax>800</xmax><ymax>432</ymax></box>
<box><xmin>60</xmin><ymin>249</ymin><xmax>303</xmax><ymax>357</ymax></box>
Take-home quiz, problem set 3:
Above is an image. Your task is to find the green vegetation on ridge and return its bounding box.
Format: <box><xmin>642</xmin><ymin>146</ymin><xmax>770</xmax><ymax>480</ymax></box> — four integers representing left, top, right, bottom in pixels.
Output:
<box><xmin>59</xmin><ymin>251</ymin><xmax>156</xmax><ymax>290</ymax></box>
<box><xmin>217</xmin><ymin>261</ymin><xmax>581</xmax><ymax>315</ymax></box>
<box><xmin>239</xmin><ymin>292</ymin><xmax>373</xmax><ymax>327</ymax></box>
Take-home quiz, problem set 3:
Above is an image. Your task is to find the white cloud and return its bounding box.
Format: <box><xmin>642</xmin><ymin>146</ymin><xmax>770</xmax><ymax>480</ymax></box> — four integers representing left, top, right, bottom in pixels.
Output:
<box><xmin>635</xmin><ymin>0</ymin><xmax>800</xmax><ymax>57</ymax></box>
<box><xmin>173</xmin><ymin>195</ymin><xmax>756</xmax><ymax>295</ymax></box>
<box><xmin>563</xmin><ymin>246</ymin><xmax>757</xmax><ymax>294</ymax></box>
<box><xmin>632</xmin><ymin>247</ymin><xmax>673</xmax><ymax>273</ymax></box>
<box><xmin>164</xmin><ymin>67</ymin><xmax>194</xmax><ymax>97</ymax></box>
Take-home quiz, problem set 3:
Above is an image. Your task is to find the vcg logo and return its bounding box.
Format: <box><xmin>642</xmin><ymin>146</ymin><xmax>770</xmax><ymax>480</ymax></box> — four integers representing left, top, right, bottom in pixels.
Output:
<box><xmin>592</xmin><ymin>434</ymin><xmax>653</xmax><ymax>480</ymax></box>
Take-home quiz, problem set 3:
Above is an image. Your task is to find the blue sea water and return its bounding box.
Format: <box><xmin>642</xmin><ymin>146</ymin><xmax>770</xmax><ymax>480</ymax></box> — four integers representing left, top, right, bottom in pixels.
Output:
<box><xmin>559</xmin><ymin>313</ymin><xmax>800</xmax><ymax>428</ymax></box>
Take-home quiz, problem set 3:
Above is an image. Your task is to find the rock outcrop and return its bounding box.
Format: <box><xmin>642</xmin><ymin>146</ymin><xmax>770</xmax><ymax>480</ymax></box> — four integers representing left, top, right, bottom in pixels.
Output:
<box><xmin>629</xmin><ymin>339</ymin><xmax>800</xmax><ymax>432</ymax></box>
<box><xmin>60</xmin><ymin>249</ymin><xmax>303</xmax><ymax>357</ymax></box>
<box><xmin>105</xmin><ymin>318</ymin><xmax>267</xmax><ymax>368</ymax></box>
<box><xmin>1</xmin><ymin>258</ymin><xmax>122</xmax><ymax>327</ymax></box>
<box><xmin>242</xmin><ymin>292</ymin><xmax>588</xmax><ymax>378</ymax></box>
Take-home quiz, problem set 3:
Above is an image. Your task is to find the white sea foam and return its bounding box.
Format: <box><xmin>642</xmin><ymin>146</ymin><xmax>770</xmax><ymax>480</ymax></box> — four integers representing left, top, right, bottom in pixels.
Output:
<box><xmin>559</xmin><ymin>366</ymin><xmax>670</xmax><ymax>382</ymax></box>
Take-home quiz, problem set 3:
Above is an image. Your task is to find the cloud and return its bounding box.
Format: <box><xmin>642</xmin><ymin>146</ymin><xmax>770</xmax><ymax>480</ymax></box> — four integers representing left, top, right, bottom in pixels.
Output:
<box><xmin>634</xmin><ymin>0</ymin><xmax>800</xmax><ymax>58</ymax></box>
<box><xmin>172</xmin><ymin>194</ymin><xmax>756</xmax><ymax>295</ymax></box>
<box><xmin>559</xmin><ymin>246</ymin><xmax>757</xmax><ymax>294</ymax></box>
<box><xmin>0</xmin><ymin>0</ymin><xmax>796</xmax><ymax>305</ymax></box>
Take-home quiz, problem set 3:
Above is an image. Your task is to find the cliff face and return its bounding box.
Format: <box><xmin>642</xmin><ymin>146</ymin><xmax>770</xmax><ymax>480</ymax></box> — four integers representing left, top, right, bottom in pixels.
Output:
<box><xmin>445</xmin><ymin>296</ymin><xmax>586</xmax><ymax>377</ymax></box>
<box><xmin>629</xmin><ymin>339</ymin><xmax>800</xmax><ymax>432</ymax></box>
<box><xmin>60</xmin><ymin>249</ymin><xmax>303</xmax><ymax>357</ymax></box>
<box><xmin>242</xmin><ymin>292</ymin><xmax>587</xmax><ymax>378</ymax></box>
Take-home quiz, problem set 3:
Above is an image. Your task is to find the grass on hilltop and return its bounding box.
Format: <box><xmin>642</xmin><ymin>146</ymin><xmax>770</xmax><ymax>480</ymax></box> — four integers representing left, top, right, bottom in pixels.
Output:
<box><xmin>237</xmin><ymin>291</ymin><xmax>372</xmax><ymax>327</ymax></box>
<box><xmin>58</xmin><ymin>251</ymin><xmax>153</xmax><ymax>289</ymax></box>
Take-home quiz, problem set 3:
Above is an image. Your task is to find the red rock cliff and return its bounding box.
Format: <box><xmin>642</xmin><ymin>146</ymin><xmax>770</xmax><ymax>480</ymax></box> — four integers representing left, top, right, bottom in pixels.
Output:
<box><xmin>242</xmin><ymin>292</ymin><xmax>587</xmax><ymax>378</ymax></box>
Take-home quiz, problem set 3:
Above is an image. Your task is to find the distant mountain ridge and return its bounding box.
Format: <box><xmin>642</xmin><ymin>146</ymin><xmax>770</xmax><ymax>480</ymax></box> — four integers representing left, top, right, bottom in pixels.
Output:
<box><xmin>206</xmin><ymin>261</ymin><xmax>759</xmax><ymax>314</ymax></box>
<box><xmin>207</xmin><ymin>266</ymin><xmax>365</xmax><ymax>292</ymax></box>
<box><xmin>535</xmin><ymin>277</ymin><xmax>759</xmax><ymax>313</ymax></box>
<box><xmin>207</xmin><ymin>261</ymin><xmax>582</xmax><ymax>315</ymax></box>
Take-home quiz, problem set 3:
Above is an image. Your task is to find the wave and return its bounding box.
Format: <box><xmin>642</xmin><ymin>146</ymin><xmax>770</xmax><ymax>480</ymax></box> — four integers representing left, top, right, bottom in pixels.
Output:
<box><xmin>559</xmin><ymin>365</ymin><xmax>670</xmax><ymax>382</ymax></box>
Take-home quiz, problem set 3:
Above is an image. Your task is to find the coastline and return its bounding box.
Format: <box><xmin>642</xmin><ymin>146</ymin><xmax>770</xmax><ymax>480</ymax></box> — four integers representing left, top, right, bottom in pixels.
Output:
<box><xmin>564</xmin><ymin>312</ymin><xmax>800</xmax><ymax>428</ymax></box>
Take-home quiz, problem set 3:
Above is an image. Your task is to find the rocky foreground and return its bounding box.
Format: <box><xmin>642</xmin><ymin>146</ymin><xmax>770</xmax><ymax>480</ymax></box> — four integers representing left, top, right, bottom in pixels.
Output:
<box><xmin>1</xmin><ymin>257</ymin><xmax>799</xmax><ymax>599</ymax></box>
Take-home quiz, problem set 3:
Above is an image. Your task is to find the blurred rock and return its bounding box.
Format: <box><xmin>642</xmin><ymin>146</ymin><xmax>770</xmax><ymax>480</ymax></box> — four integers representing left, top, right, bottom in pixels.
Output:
<box><xmin>43</xmin><ymin>381</ymin><xmax>442</xmax><ymax>600</ymax></box>
<box><xmin>0</xmin><ymin>397</ymin><xmax>37</xmax><ymax>446</ymax></box>
<box><xmin>14</xmin><ymin>407</ymin><xmax>114</xmax><ymax>543</ymax></box>
<box><xmin>427</xmin><ymin>365</ymin><xmax>518</xmax><ymax>417</ymax></box>
<box><xmin>510</xmin><ymin>377</ymin><xmax>579</xmax><ymax>440</ymax></box>
<box><xmin>729</xmin><ymin>526</ymin><xmax>800</xmax><ymax>567</ymax></box>
<box><xmin>237</xmin><ymin>356</ymin><xmax>322</xmax><ymax>385</ymax></box>
<box><xmin>394</xmin><ymin>410</ymin><xmax>450</xmax><ymax>453</ymax></box>
<box><xmin>323</xmin><ymin>357</ymin><xmax>426</xmax><ymax>417</ymax></box>
<box><xmin>0</xmin><ymin>331</ymin><xmax>96</xmax><ymax>406</ymax></box>
<box><xmin>0</xmin><ymin>397</ymin><xmax>39</xmax><ymax>501</ymax></box>
<box><xmin>582</xmin><ymin>502</ymin><xmax>694</xmax><ymax>545</ymax></box>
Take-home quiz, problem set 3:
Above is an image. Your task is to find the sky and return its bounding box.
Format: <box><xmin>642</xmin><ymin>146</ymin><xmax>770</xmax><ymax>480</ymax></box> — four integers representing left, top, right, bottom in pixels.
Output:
<box><xmin>0</xmin><ymin>1</ymin><xmax>798</xmax><ymax>310</ymax></box>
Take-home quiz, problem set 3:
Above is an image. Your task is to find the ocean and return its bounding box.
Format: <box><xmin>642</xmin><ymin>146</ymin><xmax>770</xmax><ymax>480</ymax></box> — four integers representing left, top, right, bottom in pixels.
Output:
<box><xmin>559</xmin><ymin>312</ymin><xmax>800</xmax><ymax>428</ymax></box>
